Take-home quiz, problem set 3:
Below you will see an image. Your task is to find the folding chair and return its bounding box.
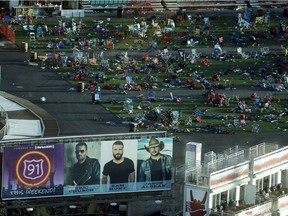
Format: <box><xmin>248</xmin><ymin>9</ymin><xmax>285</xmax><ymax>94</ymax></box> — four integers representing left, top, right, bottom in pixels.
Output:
<box><xmin>92</xmin><ymin>92</ymin><xmax>101</xmax><ymax>104</ymax></box>
<box><xmin>106</xmin><ymin>39</ymin><xmax>114</xmax><ymax>49</ymax></box>
<box><xmin>237</xmin><ymin>47</ymin><xmax>249</xmax><ymax>59</ymax></box>
<box><xmin>252</xmin><ymin>124</ymin><xmax>260</xmax><ymax>133</ymax></box>
<box><xmin>191</xmin><ymin>49</ymin><xmax>200</xmax><ymax>58</ymax></box>
<box><xmin>178</xmin><ymin>49</ymin><xmax>185</xmax><ymax>61</ymax></box>
<box><xmin>29</xmin><ymin>32</ymin><xmax>36</xmax><ymax>41</ymax></box>
<box><xmin>126</xmin><ymin>76</ymin><xmax>133</xmax><ymax>84</ymax></box>
<box><xmin>234</xmin><ymin>119</ymin><xmax>240</xmax><ymax>127</ymax></box>
<box><xmin>204</xmin><ymin>17</ymin><xmax>210</xmax><ymax>26</ymax></box>
<box><xmin>177</xmin><ymin>15</ymin><xmax>183</xmax><ymax>23</ymax></box>
<box><xmin>240</xmin><ymin>119</ymin><xmax>246</xmax><ymax>126</ymax></box>
<box><xmin>253</xmin><ymin>97</ymin><xmax>261</xmax><ymax>106</ymax></box>
<box><xmin>255</xmin><ymin>17</ymin><xmax>264</xmax><ymax>25</ymax></box>
<box><xmin>260</xmin><ymin>47</ymin><xmax>269</xmax><ymax>55</ymax></box>
<box><xmin>162</xmin><ymin>35</ymin><xmax>170</xmax><ymax>44</ymax></box>
<box><xmin>147</xmin><ymin>91</ymin><xmax>155</xmax><ymax>102</ymax></box>
<box><xmin>37</xmin><ymin>26</ymin><xmax>44</xmax><ymax>39</ymax></box>
<box><xmin>185</xmin><ymin>118</ymin><xmax>193</xmax><ymax>126</ymax></box>
<box><xmin>101</xmin><ymin>59</ymin><xmax>109</xmax><ymax>68</ymax></box>
<box><xmin>195</xmin><ymin>116</ymin><xmax>203</xmax><ymax>123</ymax></box>
<box><xmin>250</xmin><ymin>51</ymin><xmax>258</xmax><ymax>58</ymax></box>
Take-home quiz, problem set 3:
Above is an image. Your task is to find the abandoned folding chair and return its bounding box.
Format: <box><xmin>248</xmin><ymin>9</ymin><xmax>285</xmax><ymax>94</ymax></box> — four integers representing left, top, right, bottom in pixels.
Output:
<box><xmin>185</xmin><ymin>118</ymin><xmax>193</xmax><ymax>126</ymax></box>
<box><xmin>162</xmin><ymin>35</ymin><xmax>170</xmax><ymax>44</ymax></box>
<box><xmin>204</xmin><ymin>17</ymin><xmax>210</xmax><ymax>26</ymax></box>
<box><xmin>251</xmin><ymin>124</ymin><xmax>260</xmax><ymax>133</ymax></box>
<box><xmin>29</xmin><ymin>32</ymin><xmax>36</xmax><ymax>41</ymax></box>
<box><xmin>187</xmin><ymin>38</ymin><xmax>199</xmax><ymax>47</ymax></box>
<box><xmin>195</xmin><ymin>116</ymin><xmax>203</xmax><ymax>123</ymax></box>
<box><xmin>147</xmin><ymin>91</ymin><xmax>155</xmax><ymax>102</ymax></box>
<box><xmin>234</xmin><ymin>119</ymin><xmax>240</xmax><ymax>127</ymax></box>
<box><xmin>237</xmin><ymin>47</ymin><xmax>249</xmax><ymax>59</ymax></box>
<box><xmin>178</xmin><ymin>49</ymin><xmax>185</xmax><ymax>60</ymax></box>
<box><xmin>255</xmin><ymin>16</ymin><xmax>264</xmax><ymax>25</ymax></box>
<box><xmin>253</xmin><ymin>97</ymin><xmax>261</xmax><ymax>107</ymax></box>
<box><xmin>260</xmin><ymin>47</ymin><xmax>269</xmax><ymax>55</ymax></box>
<box><xmin>191</xmin><ymin>48</ymin><xmax>200</xmax><ymax>58</ymax></box>
<box><xmin>240</xmin><ymin>119</ymin><xmax>246</xmax><ymax>126</ymax></box>
<box><xmin>106</xmin><ymin>39</ymin><xmax>114</xmax><ymax>49</ymax></box>
<box><xmin>250</xmin><ymin>51</ymin><xmax>258</xmax><ymax>58</ymax></box>
<box><xmin>101</xmin><ymin>59</ymin><xmax>109</xmax><ymax>68</ymax></box>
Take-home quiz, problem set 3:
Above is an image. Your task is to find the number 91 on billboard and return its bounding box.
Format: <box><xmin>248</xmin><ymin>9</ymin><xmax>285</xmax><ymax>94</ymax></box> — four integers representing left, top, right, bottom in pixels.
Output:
<box><xmin>2</xmin><ymin>144</ymin><xmax>64</xmax><ymax>199</ymax></box>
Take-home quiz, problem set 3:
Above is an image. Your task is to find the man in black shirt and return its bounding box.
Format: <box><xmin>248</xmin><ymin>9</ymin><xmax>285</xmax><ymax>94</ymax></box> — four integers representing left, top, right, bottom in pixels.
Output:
<box><xmin>71</xmin><ymin>142</ymin><xmax>100</xmax><ymax>185</ymax></box>
<box><xmin>102</xmin><ymin>141</ymin><xmax>135</xmax><ymax>185</ymax></box>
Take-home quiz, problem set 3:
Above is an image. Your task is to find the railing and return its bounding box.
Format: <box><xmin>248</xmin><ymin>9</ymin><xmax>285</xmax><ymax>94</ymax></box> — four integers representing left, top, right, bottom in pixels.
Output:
<box><xmin>89</xmin><ymin>0</ymin><xmax>150</xmax><ymax>5</ymax></box>
<box><xmin>249</xmin><ymin>142</ymin><xmax>279</xmax><ymax>159</ymax></box>
<box><xmin>222</xmin><ymin>199</ymin><xmax>272</xmax><ymax>216</ymax></box>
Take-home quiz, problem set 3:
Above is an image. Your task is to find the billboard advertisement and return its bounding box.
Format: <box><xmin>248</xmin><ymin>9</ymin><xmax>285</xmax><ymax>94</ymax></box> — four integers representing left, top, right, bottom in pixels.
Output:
<box><xmin>2</xmin><ymin>137</ymin><xmax>173</xmax><ymax>200</ymax></box>
<box><xmin>184</xmin><ymin>186</ymin><xmax>209</xmax><ymax>216</ymax></box>
<box><xmin>2</xmin><ymin>144</ymin><xmax>64</xmax><ymax>199</ymax></box>
<box><xmin>137</xmin><ymin>137</ymin><xmax>173</xmax><ymax>191</ymax></box>
<box><xmin>63</xmin><ymin>140</ymin><xmax>101</xmax><ymax>196</ymax></box>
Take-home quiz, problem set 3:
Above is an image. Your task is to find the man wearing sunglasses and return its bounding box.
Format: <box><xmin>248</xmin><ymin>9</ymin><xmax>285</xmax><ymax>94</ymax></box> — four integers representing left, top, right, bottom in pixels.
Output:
<box><xmin>71</xmin><ymin>142</ymin><xmax>100</xmax><ymax>185</ymax></box>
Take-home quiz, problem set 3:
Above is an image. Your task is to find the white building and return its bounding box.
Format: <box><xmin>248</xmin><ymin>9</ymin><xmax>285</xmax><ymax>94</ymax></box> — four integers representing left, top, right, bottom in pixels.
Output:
<box><xmin>184</xmin><ymin>142</ymin><xmax>288</xmax><ymax>216</ymax></box>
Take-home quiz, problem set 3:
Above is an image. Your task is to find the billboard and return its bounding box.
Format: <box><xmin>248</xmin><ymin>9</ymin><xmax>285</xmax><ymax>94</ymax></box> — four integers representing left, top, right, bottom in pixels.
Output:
<box><xmin>2</xmin><ymin>137</ymin><xmax>173</xmax><ymax>200</ymax></box>
<box><xmin>2</xmin><ymin>144</ymin><xmax>64</xmax><ymax>199</ymax></box>
<box><xmin>184</xmin><ymin>186</ymin><xmax>209</xmax><ymax>216</ymax></box>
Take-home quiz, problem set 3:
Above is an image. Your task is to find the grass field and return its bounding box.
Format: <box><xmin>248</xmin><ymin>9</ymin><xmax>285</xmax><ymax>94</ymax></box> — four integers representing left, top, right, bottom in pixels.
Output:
<box><xmin>13</xmin><ymin>10</ymin><xmax>288</xmax><ymax>134</ymax></box>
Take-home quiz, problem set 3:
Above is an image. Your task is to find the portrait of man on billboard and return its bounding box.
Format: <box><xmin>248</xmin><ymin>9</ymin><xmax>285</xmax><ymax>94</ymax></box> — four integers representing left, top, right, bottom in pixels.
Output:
<box><xmin>137</xmin><ymin>137</ymin><xmax>173</xmax><ymax>190</ymax></box>
<box><xmin>101</xmin><ymin>140</ymin><xmax>137</xmax><ymax>192</ymax></box>
<box><xmin>64</xmin><ymin>141</ymin><xmax>101</xmax><ymax>187</ymax></box>
<box><xmin>70</xmin><ymin>142</ymin><xmax>100</xmax><ymax>185</ymax></box>
<box><xmin>102</xmin><ymin>141</ymin><xmax>135</xmax><ymax>185</ymax></box>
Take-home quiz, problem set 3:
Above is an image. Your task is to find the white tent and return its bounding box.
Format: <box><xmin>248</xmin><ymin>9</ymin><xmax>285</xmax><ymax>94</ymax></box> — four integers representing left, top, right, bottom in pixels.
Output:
<box><xmin>0</xmin><ymin>95</ymin><xmax>43</xmax><ymax>140</ymax></box>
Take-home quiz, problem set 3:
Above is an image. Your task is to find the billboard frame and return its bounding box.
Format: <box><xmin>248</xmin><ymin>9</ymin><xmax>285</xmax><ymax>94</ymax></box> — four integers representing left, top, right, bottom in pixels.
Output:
<box><xmin>1</xmin><ymin>131</ymin><xmax>171</xmax><ymax>201</ymax></box>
